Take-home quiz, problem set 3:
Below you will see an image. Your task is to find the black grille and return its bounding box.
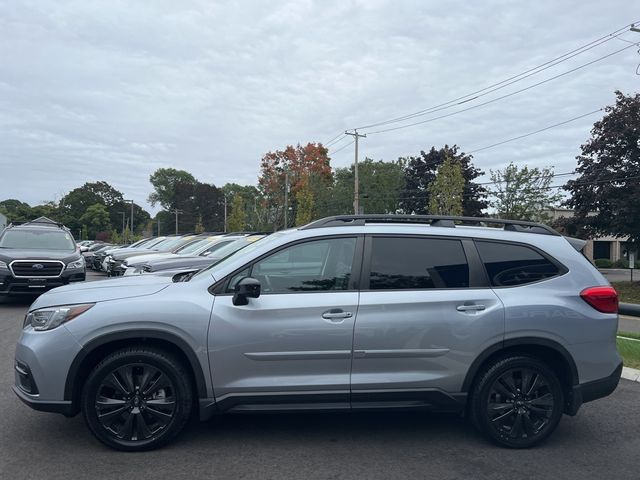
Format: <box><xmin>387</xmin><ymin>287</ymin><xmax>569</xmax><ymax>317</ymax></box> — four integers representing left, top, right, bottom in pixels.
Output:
<box><xmin>11</xmin><ymin>261</ymin><xmax>64</xmax><ymax>277</ymax></box>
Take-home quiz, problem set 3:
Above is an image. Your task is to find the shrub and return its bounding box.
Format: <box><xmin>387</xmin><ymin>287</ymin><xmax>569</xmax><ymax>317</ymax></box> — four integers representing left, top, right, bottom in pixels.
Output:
<box><xmin>613</xmin><ymin>259</ymin><xmax>629</xmax><ymax>269</ymax></box>
<box><xmin>594</xmin><ymin>258</ymin><xmax>613</xmax><ymax>268</ymax></box>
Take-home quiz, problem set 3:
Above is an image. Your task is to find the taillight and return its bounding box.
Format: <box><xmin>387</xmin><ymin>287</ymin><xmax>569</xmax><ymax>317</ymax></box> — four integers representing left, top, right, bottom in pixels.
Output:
<box><xmin>580</xmin><ymin>286</ymin><xmax>619</xmax><ymax>314</ymax></box>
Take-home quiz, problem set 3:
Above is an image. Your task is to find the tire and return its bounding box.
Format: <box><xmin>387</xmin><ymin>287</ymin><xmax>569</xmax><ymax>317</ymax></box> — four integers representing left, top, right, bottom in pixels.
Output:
<box><xmin>81</xmin><ymin>347</ymin><xmax>193</xmax><ymax>451</ymax></box>
<box><xmin>469</xmin><ymin>355</ymin><xmax>564</xmax><ymax>448</ymax></box>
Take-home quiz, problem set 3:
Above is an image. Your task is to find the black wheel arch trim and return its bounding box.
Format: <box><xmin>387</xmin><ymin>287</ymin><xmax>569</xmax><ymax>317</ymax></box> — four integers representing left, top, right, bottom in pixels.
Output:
<box><xmin>64</xmin><ymin>330</ymin><xmax>209</xmax><ymax>405</ymax></box>
<box><xmin>462</xmin><ymin>337</ymin><xmax>580</xmax><ymax>392</ymax></box>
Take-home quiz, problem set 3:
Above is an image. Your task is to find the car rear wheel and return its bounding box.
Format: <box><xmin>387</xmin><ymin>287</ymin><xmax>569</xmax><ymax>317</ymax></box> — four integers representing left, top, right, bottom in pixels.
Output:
<box><xmin>81</xmin><ymin>347</ymin><xmax>193</xmax><ymax>451</ymax></box>
<box><xmin>470</xmin><ymin>355</ymin><xmax>564</xmax><ymax>448</ymax></box>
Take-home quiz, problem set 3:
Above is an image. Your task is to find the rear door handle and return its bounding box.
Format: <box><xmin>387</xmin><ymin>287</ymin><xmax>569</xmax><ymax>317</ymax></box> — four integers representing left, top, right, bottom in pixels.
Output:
<box><xmin>322</xmin><ymin>309</ymin><xmax>353</xmax><ymax>320</ymax></box>
<box><xmin>456</xmin><ymin>304</ymin><xmax>486</xmax><ymax>312</ymax></box>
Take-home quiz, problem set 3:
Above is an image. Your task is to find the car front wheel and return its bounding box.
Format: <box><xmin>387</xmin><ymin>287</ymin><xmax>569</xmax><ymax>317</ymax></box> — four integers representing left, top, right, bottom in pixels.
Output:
<box><xmin>470</xmin><ymin>355</ymin><xmax>564</xmax><ymax>448</ymax></box>
<box><xmin>81</xmin><ymin>347</ymin><xmax>193</xmax><ymax>451</ymax></box>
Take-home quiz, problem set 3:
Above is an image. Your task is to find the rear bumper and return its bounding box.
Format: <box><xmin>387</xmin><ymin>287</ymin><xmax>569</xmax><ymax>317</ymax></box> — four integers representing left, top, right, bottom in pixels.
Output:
<box><xmin>567</xmin><ymin>361</ymin><xmax>622</xmax><ymax>415</ymax></box>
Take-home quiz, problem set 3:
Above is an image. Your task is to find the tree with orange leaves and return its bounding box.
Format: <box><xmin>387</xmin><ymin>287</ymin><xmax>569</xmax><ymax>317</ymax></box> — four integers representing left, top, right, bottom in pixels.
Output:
<box><xmin>258</xmin><ymin>142</ymin><xmax>332</xmax><ymax>230</ymax></box>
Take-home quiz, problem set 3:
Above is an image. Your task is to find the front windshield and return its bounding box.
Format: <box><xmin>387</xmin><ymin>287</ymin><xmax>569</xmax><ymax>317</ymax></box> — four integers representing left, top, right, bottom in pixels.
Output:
<box><xmin>198</xmin><ymin>238</ymin><xmax>237</xmax><ymax>255</ymax></box>
<box><xmin>157</xmin><ymin>236</ymin><xmax>195</xmax><ymax>251</ymax></box>
<box><xmin>175</xmin><ymin>237</ymin><xmax>218</xmax><ymax>255</ymax></box>
<box><xmin>142</xmin><ymin>237</ymin><xmax>167</xmax><ymax>249</ymax></box>
<box><xmin>191</xmin><ymin>232</ymin><xmax>282</xmax><ymax>280</ymax></box>
<box><xmin>130</xmin><ymin>238</ymin><xmax>152</xmax><ymax>248</ymax></box>
<box><xmin>0</xmin><ymin>229</ymin><xmax>76</xmax><ymax>251</ymax></box>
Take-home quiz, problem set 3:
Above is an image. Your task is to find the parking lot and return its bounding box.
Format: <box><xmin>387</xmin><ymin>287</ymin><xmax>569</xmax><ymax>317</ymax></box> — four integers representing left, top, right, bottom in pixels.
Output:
<box><xmin>0</xmin><ymin>272</ymin><xmax>638</xmax><ymax>479</ymax></box>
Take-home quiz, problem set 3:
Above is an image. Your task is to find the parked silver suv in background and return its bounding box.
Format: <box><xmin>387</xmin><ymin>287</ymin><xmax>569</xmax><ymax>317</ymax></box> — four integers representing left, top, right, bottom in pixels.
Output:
<box><xmin>13</xmin><ymin>215</ymin><xmax>621</xmax><ymax>451</ymax></box>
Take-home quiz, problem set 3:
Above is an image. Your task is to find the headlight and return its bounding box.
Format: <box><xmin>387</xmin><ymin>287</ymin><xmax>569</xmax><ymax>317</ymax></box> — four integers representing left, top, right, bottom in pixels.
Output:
<box><xmin>24</xmin><ymin>303</ymin><xmax>94</xmax><ymax>331</ymax></box>
<box><xmin>66</xmin><ymin>258</ymin><xmax>85</xmax><ymax>270</ymax></box>
<box><xmin>0</xmin><ymin>260</ymin><xmax>7</xmax><ymax>269</ymax></box>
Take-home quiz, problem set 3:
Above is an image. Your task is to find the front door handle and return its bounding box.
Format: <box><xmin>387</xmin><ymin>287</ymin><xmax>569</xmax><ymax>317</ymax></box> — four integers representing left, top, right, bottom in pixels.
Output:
<box><xmin>456</xmin><ymin>304</ymin><xmax>486</xmax><ymax>312</ymax></box>
<box><xmin>322</xmin><ymin>309</ymin><xmax>353</xmax><ymax>320</ymax></box>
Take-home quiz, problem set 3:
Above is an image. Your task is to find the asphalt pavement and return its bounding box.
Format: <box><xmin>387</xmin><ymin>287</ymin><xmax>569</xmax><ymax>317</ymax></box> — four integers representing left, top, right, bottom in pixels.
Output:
<box><xmin>1</xmin><ymin>273</ymin><xmax>640</xmax><ymax>480</ymax></box>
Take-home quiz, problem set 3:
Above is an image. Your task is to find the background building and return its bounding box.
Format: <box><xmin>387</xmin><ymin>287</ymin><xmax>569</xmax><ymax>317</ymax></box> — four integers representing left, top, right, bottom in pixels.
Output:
<box><xmin>547</xmin><ymin>208</ymin><xmax>634</xmax><ymax>264</ymax></box>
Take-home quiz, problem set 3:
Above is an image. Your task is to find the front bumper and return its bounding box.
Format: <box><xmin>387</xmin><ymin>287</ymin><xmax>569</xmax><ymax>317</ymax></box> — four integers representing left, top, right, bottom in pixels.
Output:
<box><xmin>0</xmin><ymin>271</ymin><xmax>85</xmax><ymax>295</ymax></box>
<box><xmin>12</xmin><ymin>385</ymin><xmax>75</xmax><ymax>416</ymax></box>
<box><xmin>566</xmin><ymin>361</ymin><xmax>622</xmax><ymax>415</ymax></box>
<box><xmin>13</xmin><ymin>324</ymin><xmax>82</xmax><ymax>415</ymax></box>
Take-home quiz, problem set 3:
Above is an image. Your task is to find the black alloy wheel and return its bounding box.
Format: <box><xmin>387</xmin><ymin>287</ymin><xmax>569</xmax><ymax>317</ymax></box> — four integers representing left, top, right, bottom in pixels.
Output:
<box><xmin>470</xmin><ymin>355</ymin><xmax>564</xmax><ymax>448</ymax></box>
<box><xmin>95</xmin><ymin>364</ymin><xmax>177</xmax><ymax>442</ymax></box>
<box><xmin>82</xmin><ymin>347</ymin><xmax>192</xmax><ymax>451</ymax></box>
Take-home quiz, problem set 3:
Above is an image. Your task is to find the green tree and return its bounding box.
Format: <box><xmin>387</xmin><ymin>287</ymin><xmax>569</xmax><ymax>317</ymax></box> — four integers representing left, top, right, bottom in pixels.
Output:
<box><xmin>489</xmin><ymin>162</ymin><xmax>562</xmax><ymax>222</ymax></box>
<box><xmin>194</xmin><ymin>216</ymin><xmax>205</xmax><ymax>234</ymax></box>
<box><xmin>428</xmin><ymin>156</ymin><xmax>464</xmax><ymax>215</ymax></box>
<box><xmin>227</xmin><ymin>194</ymin><xmax>247</xmax><ymax>232</ymax></box>
<box><xmin>79</xmin><ymin>203</ymin><xmax>111</xmax><ymax>239</ymax></box>
<box><xmin>59</xmin><ymin>181</ymin><xmax>126</xmax><ymax>233</ymax></box>
<box><xmin>0</xmin><ymin>199</ymin><xmax>34</xmax><ymax>223</ymax></box>
<box><xmin>328</xmin><ymin>158</ymin><xmax>405</xmax><ymax>215</ymax></box>
<box><xmin>110</xmin><ymin>229</ymin><xmax>122</xmax><ymax>244</ymax></box>
<box><xmin>295</xmin><ymin>180</ymin><xmax>314</xmax><ymax>226</ymax></box>
<box><xmin>148</xmin><ymin>168</ymin><xmax>197</xmax><ymax>210</ymax></box>
<box><xmin>222</xmin><ymin>183</ymin><xmax>263</xmax><ymax>230</ymax></box>
<box><xmin>564</xmin><ymin>91</ymin><xmax>640</xmax><ymax>241</ymax></box>
<box><xmin>401</xmin><ymin>145</ymin><xmax>487</xmax><ymax>216</ymax></box>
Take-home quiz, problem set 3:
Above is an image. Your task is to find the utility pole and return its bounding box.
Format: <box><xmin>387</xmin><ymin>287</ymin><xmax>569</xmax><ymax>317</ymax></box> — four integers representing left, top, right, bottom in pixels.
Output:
<box><xmin>345</xmin><ymin>130</ymin><xmax>367</xmax><ymax>214</ymax></box>
<box><xmin>171</xmin><ymin>209</ymin><xmax>183</xmax><ymax>234</ymax></box>
<box><xmin>120</xmin><ymin>212</ymin><xmax>125</xmax><ymax>237</ymax></box>
<box><xmin>224</xmin><ymin>196</ymin><xmax>228</xmax><ymax>233</ymax></box>
<box><xmin>283</xmin><ymin>168</ymin><xmax>289</xmax><ymax>229</ymax></box>
<box><xmin>125</xmin><ymin>199</ymin><xmax>134</xmax><ymax>235</ymax></box>
<box><xmin>157</xmin><ymin>219</ymin><xmax>161</xmax><ymax>236</ymax></box>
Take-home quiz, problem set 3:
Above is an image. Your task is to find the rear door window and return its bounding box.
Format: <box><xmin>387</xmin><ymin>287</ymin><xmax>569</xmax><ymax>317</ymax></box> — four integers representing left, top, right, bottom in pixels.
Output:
<box><xmin>368</xmin><ymin>237</ymin><xmax>469</xmax><ymax>290</ymax></box>
<box><xmin>475</xmin><ymin>241</ymin><xmax>562</xmax><ymax>287</ymax></box>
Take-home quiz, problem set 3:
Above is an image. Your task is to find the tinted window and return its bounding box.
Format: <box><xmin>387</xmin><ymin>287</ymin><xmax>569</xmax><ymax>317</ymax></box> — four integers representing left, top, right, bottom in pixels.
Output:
<box><xmin>245</xmin><ymin>237</ymin><xmax>357</xmax><ymax>293</ymax></box>
<box><xmin>369</xmin><ymin>237</ymin><xmax>469</xmax><ymax>289</ymax></box>
<box><xmin>475</xmin><ymin>241</ymin><xmax>561</xmax><ymax>287</ymax></box>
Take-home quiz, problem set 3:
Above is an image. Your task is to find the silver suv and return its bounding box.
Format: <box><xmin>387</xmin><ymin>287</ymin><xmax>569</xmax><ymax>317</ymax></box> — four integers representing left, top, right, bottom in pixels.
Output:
<box><xmin>13</xmin><ymin>215</ymin><xmax>622</xmax><ymax>451</ymax></box>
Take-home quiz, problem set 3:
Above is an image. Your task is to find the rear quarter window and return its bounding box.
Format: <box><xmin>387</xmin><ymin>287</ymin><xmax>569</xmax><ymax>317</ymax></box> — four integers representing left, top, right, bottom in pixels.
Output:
<box><xmin>475</xmin><ymin>240</ymin><xmax>563</xmax><ymax>287</ymax></box>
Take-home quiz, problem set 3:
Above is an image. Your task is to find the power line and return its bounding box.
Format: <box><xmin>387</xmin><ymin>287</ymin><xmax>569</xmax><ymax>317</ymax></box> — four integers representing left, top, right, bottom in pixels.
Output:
<box><xmin>366</xmin><ymin>43</ymin><xmax>638</xmax><ymax>135</ymax></box>
<box><xmin>353</xmin><ymin>20</ymin><xmax>639</xmax><ymax>131</ymax></box>
<box><xmin>328</xmin><ymin>139</ymin><xmax>355</xmax><ymax>155</ymax></box>
<box><xmin>467</xmin><ymin>108</ymin><xmax>603</xmax><ymax>154</ymax></box>
<box><xmin>323</xmin><ymin>132</ymin><xmax>345</xmax><ymax>147</ymax></box>
<box><xmin>326</xmin><ymin>135</ymin><xmax>351</xmax><ymax>150</ymax></box>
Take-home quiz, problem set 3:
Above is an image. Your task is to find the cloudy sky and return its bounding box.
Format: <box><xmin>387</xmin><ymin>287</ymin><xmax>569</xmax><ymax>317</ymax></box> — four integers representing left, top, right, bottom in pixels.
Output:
<box><xmin>1</xmin><ymin>0</ymin><xmax>638</xmax><ymax>214</ymax></box>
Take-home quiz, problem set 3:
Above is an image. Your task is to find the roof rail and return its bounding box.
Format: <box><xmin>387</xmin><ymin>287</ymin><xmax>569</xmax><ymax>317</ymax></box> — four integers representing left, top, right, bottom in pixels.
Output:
<box><xmin>8</xmin><ymin>219</ymin><xmax>66</xmax><ymax>229</ymax></box>
<box><xmin>300</xmin><ymin>215</ymin><xmax>560</xmax><ymax>236</ymax></box>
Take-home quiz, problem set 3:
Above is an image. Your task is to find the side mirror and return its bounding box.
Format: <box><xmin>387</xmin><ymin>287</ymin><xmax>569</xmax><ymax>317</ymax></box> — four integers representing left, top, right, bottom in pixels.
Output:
<box><xmin>232</xmin><ymin>277</ymin><xmax>261</xmax><ymax>306</ymax></box>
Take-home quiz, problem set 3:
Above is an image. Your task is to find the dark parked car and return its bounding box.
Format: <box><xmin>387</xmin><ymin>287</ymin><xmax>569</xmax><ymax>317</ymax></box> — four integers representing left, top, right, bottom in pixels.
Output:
<box><xmin>0</xmin><ymin>217</ymin><xmax>85</xmax><ymax>296</ymax></box>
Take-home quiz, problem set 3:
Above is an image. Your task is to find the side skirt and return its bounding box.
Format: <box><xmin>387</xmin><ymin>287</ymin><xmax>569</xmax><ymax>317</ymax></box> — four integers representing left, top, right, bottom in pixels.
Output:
<box><xmin>199</xmin><ymin>389</ymin><xmax>467</xmax><ymax>420</ymax></box>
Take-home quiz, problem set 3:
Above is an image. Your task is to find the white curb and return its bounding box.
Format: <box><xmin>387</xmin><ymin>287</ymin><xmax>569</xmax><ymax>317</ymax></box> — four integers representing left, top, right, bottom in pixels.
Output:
<box><xmin>621</xmin><ymin>366</ymin><xmax>640</xmax><ymax>383</ymax></box>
